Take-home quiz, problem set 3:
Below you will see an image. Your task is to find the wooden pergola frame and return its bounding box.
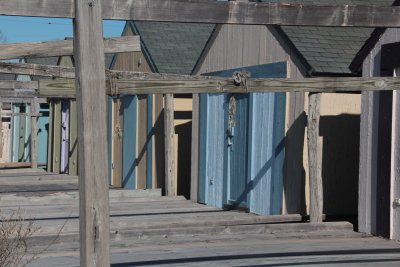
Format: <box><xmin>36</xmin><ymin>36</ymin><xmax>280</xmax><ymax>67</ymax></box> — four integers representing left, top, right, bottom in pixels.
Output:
<box><xmin>1</xmin><ymin>0</ymin><xmax>400</xmax><ymax>266</ymax></box>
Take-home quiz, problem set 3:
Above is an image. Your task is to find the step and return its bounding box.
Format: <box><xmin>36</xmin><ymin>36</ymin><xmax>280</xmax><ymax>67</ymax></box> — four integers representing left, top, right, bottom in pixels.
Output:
<box><xmin>27</xmin><ymin>221</ymin><xmax>357</xmax><ymax>254</ymax></box>
<box><xmin>0</xmin><ymin>189</ymin><xmax>167</xmax><ymax>206</ymax></box>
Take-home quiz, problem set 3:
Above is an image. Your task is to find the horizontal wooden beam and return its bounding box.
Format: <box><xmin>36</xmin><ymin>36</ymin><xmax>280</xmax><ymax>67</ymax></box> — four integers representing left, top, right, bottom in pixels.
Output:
<box><xmin>0</xmin><ymin>0</ymin><xmax>400</xmax><ymax>27</ymax></box>
<box><xmin>0</xmin><ymin>97</ymin><xmax>47</xmax><ymax>104</ymax></box>
<box><xmin>0</xmin><ymin>61</ymin><xmax>199</xmax><ymax>79</ymax></box>
<box><xmin>0</xmin><ymin>161</ymin><xmax>46</xmax><ymax>169</ymax></box>
<box><xmin>0</xmin><ymin>36</ymin><xmax>140</xmax><ymax>60</ymax></box>
<box><xmin>0</xmin><ymin>81</ymin><xmax>38</xmax><ymax>90</ymax></box>
<box><xmin>39</xmin><ymin>77</ymin><xmax>400</xmax><ymax>96</ymax></box>
<box><xmin>1</xmin><ymin>111</ymin><xmax>44</xmax><ymax>117</ymax></box>
<box><xmin>0</xmin><ymin>61</ymin><xmax>75</xmax><ymax>79</ymax></box>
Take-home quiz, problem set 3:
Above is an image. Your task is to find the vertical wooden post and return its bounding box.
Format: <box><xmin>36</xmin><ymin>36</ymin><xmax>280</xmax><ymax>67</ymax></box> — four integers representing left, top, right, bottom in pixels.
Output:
<box><xmin>390</xmin><ymin>68</ymin><xmax>400</xmax><ymax>241</ymax></box>
<box><xmin>30</xmin><ymin>97</ymin><xmax>38</xmax><ymax>169</ymax></box>
<box><xmin>164</xmin><ymin>93</ymin><xmax>176</xmax><ymax>196</ymax></box>
<box><xmin>307</xmin><ymin>92</ymin><xmax>323</xmax><ymax>223</ymax></box>
<box><xmin>73</xmin><ymin>0</ymin><xmax>110</xmax><ymax>266</ymax></box>
<box><xmin>190</xmin><ymin>93</ymin><xmax>199</xmax><ymax>202</ymax></box>
<box><xmin>0</xmin><ymin>100</ymin><xmax>3</xmax><ymax>159</ymax></box>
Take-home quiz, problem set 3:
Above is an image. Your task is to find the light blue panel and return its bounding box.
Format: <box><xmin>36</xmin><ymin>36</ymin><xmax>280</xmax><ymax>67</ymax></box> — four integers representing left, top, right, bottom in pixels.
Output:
<box><xmin>198</xmin><ymin>93</ymin><xmax>227</xmax><ymax>208</ymax></box>
<box><xmin>200</xmin><ymin>62</ymin><xmax>287</xmax><ymax>214</ymax></box>
<box><xmin>37</xmin><ymin>103</ymin><xmax>49</xmax><ymax>165</ymax></box>
<box><xmin>248</xmin><ymin>64</ymin><xmax>286</xmax><ymax>215</ymax></box>
<box><xmin>122</xmin><ymin>95</ymin><xmax>138</xmax><ymax>189</ymax></box>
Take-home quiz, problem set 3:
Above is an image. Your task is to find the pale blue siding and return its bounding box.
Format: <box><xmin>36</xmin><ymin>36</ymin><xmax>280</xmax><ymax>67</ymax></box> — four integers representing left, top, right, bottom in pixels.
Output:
<box><xmin>199</xmin><ymin>62</ymin><xmax>286</xmax><ymax>215</ymax></box>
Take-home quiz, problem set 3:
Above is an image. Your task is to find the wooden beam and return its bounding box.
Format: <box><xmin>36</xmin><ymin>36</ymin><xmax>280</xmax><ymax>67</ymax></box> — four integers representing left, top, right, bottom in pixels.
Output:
<box><xmin>164</xmin><ymin>94</ymin><xmax>176</xmax><ymax>196</ymax></box>
<box><xmin>0</xmin><ymin>61</ymin><xmax>76</xmax><ymax>79</ymax></box>
<box><xmin>0</xmin><ymin>81</ymin><xmax>38</xmax><ymax>90</ymax></box>
<box><xmin>74</xmin><ymin>0</ymin><xmax>110</xmax><ymax>265</ymax></box>
<box><xmin>40</xmin><ymin>77</ymin><xmax>400</xmax><ymax>96</ymax></box>
<box><xmin>0</xmin><ymin>101</ymin><xmax>2</xmax><ymax>158</ymax></box>
<box><xmin>0</xmin><ymin>161</ymin><xmax>46</xmax><ymax>169</ymax></box>
<box><xmin>307</xmin><ymin>93</ymin><xmax>323</xmax><ymax>223</ymax></box>
<box><xmin>30</xmin><ymin>98</ymin><xmax>38</xmax><ymax>169</ymax></box>
<box><xmin>0</xmin><ymin>61</ymin><xmax>208</xmax><ymax>79</ymax></box>
<box><xmin>0</xmin><ymin>36</ymin><xmax>140</xmax><ymax>60</ymax></box>
<box><xmin>0</xmin><ymin>97</ymin><xmax>47</xmax><ymax>104</ymax></box>
<box><xmin>1</xmin><ymin>112</ymin><xmax>44</xmax><ymax>117</ymax></box>
<box><xmin>190</xmin><ymin>93</ymin><xmax>199</xmax><ymax>202</ymax></box>
<box><xmin>391</xmin><ymin>68</ymin><xmax>400</xmax><ymax>241</ymax></box>
<box><xmin>1</xmin><ymin>0</ymin><xmax>400</xmax><ymax>28</ymax></box>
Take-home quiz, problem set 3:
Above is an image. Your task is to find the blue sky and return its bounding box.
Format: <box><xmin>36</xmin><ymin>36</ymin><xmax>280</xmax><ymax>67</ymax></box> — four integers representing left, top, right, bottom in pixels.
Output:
<box><xmin>0</xmin><ymin>16</ymin><xmax>126</xmax><ymax>43</ymax></box>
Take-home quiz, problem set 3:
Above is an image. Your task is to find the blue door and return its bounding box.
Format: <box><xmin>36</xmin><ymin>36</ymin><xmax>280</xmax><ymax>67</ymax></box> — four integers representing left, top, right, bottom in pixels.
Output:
<box><xmin>199</xmin><ymin>62</ymin><xmax>287</xmax><ymax>214</ymax></box>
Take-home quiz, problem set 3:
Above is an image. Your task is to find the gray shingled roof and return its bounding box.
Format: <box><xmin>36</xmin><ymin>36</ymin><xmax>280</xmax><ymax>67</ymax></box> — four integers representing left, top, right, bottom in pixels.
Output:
<box><xmin>259</xmin><ymin>0</ymin><xmax>395</xmax><ymax>73</ymax></box>
<box><xmin>132</xmin><ymin>22</ymin><xmax>215</xmax><ymax>75</ymax></box>
<box><xmin>133</xmin><ymin>1</ymin><xmax>394</xmax><ymax>75</ymax></box>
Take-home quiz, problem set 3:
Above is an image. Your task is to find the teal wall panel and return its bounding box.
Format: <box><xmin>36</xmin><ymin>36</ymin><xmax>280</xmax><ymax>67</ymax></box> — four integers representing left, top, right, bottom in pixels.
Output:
<box><xmin>122</xmin><ymin>95</ymin><xmax>138</xmax><ymax>189</ymax></box>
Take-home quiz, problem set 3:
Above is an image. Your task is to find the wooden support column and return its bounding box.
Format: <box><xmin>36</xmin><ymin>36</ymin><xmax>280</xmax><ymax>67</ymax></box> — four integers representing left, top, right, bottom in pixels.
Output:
<box><xmin>307</xmin><ymin>92</ymin><xmax>323</xmax><ymax>223</ymax></box>
<box><xmin>390</xmin><ymin>68</ymin><xmax>400</xmax><ymax>241</ymax></box>
<box><xmin>164</xmin><ymin>93</ymin><xmax>176</xmax><ymax>196</ymax></box>
<box><xmin>0</xmin><ymin>100</ymin><xmax>2</xmax><ymax>158</ymax></box>
<box><xmin>190</xmin><ymin>93</ymin><xmax>199</xmax><ymax>202</ymax></box>
<box><xmin>73</xmin><ymin>0</ymin><xmax>110</xmax><ymax>266</ymax></box>
<box><xmin>30</xmin><ymin>97</ymin><xmax>38</xmax><ymax>169</ymax></box>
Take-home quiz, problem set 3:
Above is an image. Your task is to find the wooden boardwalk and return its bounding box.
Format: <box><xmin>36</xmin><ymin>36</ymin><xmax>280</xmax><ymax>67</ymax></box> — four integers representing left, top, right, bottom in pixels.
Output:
<box><xmin>0</xmin><ymin>169</ymin><xmax>399</xmax><ymax>266</ymax></box>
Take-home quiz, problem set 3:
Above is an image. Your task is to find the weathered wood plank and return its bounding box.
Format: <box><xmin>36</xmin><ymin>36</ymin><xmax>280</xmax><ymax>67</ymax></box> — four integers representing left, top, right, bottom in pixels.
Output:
<box><xmin>111</xmin><ymin>98</ymin><xmax>123</xmax><ymax>188</ymax></box>
<box><xmin>0</xmin><ymin>112</ymin><xmax>44</xmax><ymax>117</ymax></box>
<box><xmin>73</xmin><ymin>0</ymin><xmax>110</xmax><ymax>265</ymax></box>
<box><xmin>0</xmin><ymin>61</ymin><xmax>209</xmax><ymax>79</ymax></box>
<box><xmin>40</xmin><ymin>77</ymin><xmax>400</xmax><ymax>96</ymax></box>
<box><xmin>0</xmin><ymin>61</ymin><xmax>76</xmax><ymax>79</ymax></box>
<box><xmin>0</xmin><ymin>36</ymin><xmax>140</xmax><ymax>60</ymax></box>
<box><xmin>52</xmin><ymin>101</ymin><xmax>62</xmax><ymax>174</ymax></box>
<box><xmin>164</xmin><ymin>94</ymin><xmax>176</xmax><ymax>196</ymax></box>
<box><xmin>190</xmin><ymin>93</ymin><xmax>199</xmax><ymax>202</ymax></box>
<box><xmin>69</xmin><ymin>100</ymin><xmax>78</xmax><ymax>176</ymax></box>
<box><xmin>0</xmin><ymin>161</ymin><xmax>46</xmax><ymax>169</ymax></box>
<box><xmin>30</xmin><ymin>98</ymin><xmax>38</xmax><ymax>169</ymax></box>
<box><xmin>1</xmin><ymin>0</ymin><xmax>400</xmax><ymax>28</ymax></box>
<box><xmin>307</xmin><ymin>93</ymin><xmax>323</xmax><ymax>223</ymax></box>
<box><xmin>391</xmin><ymin>68</ymin><xmax>400</xmax><ymax>241</ymax></box>
<box><xmin>0</xmin><ymin>97</ymin><xmax>47</xmax><ymax>104</ymax></box>
<box><xmin>0</xmin><ymin>81</ymin><xmax>38</xmax><ymax>90</ymax></box>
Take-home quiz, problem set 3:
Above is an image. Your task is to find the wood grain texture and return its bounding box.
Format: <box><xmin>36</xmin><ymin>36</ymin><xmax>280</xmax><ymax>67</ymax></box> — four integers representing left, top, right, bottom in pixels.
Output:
<box><xmin>1</xmin><ymin>0</ymin><xmax>400</xmax><ymax>27</ymax></box>
<box><xmin>73</xmin><ymin>0</ymin><xmax>110</xmax><ymax>265</ymax></box>
<box><xmin>0</xmin><ymin>81</ymin><xmax>38</xmax><ymax>90</ymax></box>
<box><xmin>111</xmin><ymin>98</ymin><xmax>123</xmax><ymax>187</ymax></box>
<box><xmin>190</xmin><ymin>94</ymin><xmax>199</xmax><ymax>202</ymax></box>
<box><xmin>52</xmin><ymin>101</ymin><xmax>62</xmax><ymax>174</ymax></box>
<box><xmin>69</xmin><ymin>100</ymin><xmax>78</xmax><ymax>176</ymax></box>
<box><xmin>391</xmin><ymin>68</ymin><xmax>400</xmax><ymax>241</ymax></box>
<box><xmin>30</xmin><ymin>98</ymin><xmax>38</xmax><ymax>169</ymax></box>
<box><xmin>137</xmin><ymin>95</ymin><xmax>148</xmax><ymax>189</ymax></box>
<box><xmin>0</xmin><ymin>36</ymin><xmax>140</xmax><ymax>60</ymax></box>
<box><xmin>164</xmin><ymin>93</ymin><xmax>176</xmax><ymax>196</ymax></box>
<box><xmin>47</xmin><ymin>102</ymin><xmax>54</xmax><ymax>172</ymax></box>
<box><xmin>307</xmin><ymin>93</ymin><xmax>323</xmax><ymax>223</ymax></box>
<box><xmin>39</xmin><ymin>76</ymin><xmax>400</xmax><ymax>97</ymax></box>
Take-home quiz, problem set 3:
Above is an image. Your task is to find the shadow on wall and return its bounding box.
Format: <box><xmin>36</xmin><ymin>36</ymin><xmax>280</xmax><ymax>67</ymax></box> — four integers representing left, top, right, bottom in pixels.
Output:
<box><xmin>284</xmin><ymin>111</ymin><xmax>307</xmax><ymax>215</ymax></box>
<box><xmin>320</xmin><ymin>113</ymin><xmax>360</xmax><ymax>216</ymax></box>
<box><xmin>175</xmin><ymin>121</ymin><xmax>192</xmax><ymax>199</ymax></box>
